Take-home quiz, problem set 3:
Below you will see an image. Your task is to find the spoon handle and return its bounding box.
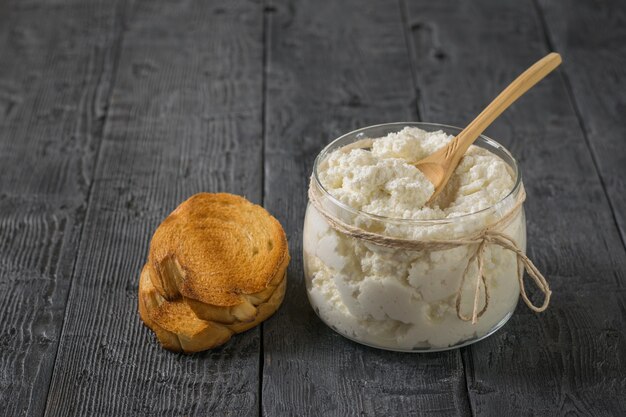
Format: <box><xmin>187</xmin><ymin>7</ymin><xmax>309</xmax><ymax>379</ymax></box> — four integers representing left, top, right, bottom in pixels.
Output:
<box><xmin>449</xmin><ymin>53</ymin><xmax>562</xmax><ymax>160</ymax></box>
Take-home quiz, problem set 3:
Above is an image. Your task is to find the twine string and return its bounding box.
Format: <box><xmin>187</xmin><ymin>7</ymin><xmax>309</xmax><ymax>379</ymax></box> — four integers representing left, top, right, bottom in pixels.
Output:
<box><xmin>308</xmin><ymin>177</ymin><xmax>551</xmax><ymax>324</ymax></box>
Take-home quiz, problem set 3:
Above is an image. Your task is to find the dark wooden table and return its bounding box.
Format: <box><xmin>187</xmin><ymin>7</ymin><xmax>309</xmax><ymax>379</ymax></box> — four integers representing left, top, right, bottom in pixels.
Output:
<box><xmin>1</xmin><ymin>0</ymin><xmax>625</xmax><ymax>416</ymax></box>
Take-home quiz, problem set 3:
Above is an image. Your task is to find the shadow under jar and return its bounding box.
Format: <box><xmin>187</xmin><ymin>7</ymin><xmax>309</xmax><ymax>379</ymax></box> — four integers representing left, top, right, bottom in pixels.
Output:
<box><xmin>303</xmin><ymin>122</ymin><xmax>526</xmax><ymax>352</ymax></box>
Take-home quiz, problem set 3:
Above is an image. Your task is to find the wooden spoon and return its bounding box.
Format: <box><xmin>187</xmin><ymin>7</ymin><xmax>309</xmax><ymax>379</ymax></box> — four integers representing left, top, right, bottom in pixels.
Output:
<box><xmin>415</xmin><ymin>52</ymin><xmax>562</xmax><ymax>202</ymax></box>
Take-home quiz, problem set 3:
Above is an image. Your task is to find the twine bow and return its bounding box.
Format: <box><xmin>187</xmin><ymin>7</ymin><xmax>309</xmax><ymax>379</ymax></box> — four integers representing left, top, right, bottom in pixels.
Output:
<box><xmin>308</xmin><ymin>178</ymin><xmax>551</xmax><ymax>324</ymax></box>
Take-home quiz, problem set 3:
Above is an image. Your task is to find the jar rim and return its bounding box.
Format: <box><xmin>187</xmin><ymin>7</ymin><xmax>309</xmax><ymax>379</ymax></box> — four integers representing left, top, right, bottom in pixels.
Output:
<box><xmin>312</xmin><ymin>122</ymin><xmax>523</xmax><ymax>225</ymax></box>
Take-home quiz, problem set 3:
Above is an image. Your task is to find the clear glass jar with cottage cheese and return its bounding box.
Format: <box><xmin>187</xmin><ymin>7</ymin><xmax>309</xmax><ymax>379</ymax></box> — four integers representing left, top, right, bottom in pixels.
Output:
<box><xmin>303</xmin><ymin>122</ymin><xmax>531</xmax><ymax>352</ymax></box>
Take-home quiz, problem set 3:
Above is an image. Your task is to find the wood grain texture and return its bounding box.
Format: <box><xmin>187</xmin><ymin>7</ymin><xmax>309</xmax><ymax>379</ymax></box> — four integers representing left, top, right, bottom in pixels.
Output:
<box><xmin>534</xmin><ymin>0</ymin><xmax>626</xmax><ymax>247</ymax></box>
<box><xmin>261</xmin><ymin>1</ymin><xmax>471</xmax><ymax>416</ymax></box>
<box><xmin>0</xmin><ymin>1</ymin><xmax>125</xmax><ymax>416</ymax></box>
<box><xmin>404</xmin><ymin>0</ymin><xmax>626</xmax><ymax>415</ymax></box>
<box><xmin>2</xmin><ymin>0</ymin><xmax>624</xmax><ymax>415</ymax></box>
<box><xmin>43</xmin><ymin>1</ymin><xmax>264</xmax><ymax>416</ymax></box>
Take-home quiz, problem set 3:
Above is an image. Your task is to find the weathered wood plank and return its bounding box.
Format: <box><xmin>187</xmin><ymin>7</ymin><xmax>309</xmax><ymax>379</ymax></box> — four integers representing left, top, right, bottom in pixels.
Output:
<box><xmin>0</xmin><ymin>1</ymin><xmax>125</xmax><ymax>416</ymax></box>
<box><xmin>534</xmin><ymin>0</ymin><xmax>626</xmax><ymax>247</ymax></box>
<box><xmin>262</xmin><ymin>1</ymin><xmax>471</xmax><ymax>416</ymax></box>
<box><xmin>404</xmin><ymin>0</ymin><xmax>626</xmax><ymax>415</ymax></box>
<box><xmin>43</xmin><ymin>1</ymin><xmax>264</xmax><ymax>416</ymax></box>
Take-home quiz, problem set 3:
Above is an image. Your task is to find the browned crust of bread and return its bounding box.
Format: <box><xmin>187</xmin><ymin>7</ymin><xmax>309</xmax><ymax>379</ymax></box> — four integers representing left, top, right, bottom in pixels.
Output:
<box><xmin>147</xmin><ymin>193</ymin><xmax>290</xmax><ymax>308</ymax></box>
<box><xmin>138</xmin><ymin>284</ymin><xmax>182</xmax><ymax>352</ymax></box>
<box><xmin>138</xmin><ymin>265</ymin><xmax>287</xmax><ymax>353</ymax></box>
<box><xmin>185</xmin><ymin>254</ymin><xmax>289</xmax><ymax>323</ymax></box>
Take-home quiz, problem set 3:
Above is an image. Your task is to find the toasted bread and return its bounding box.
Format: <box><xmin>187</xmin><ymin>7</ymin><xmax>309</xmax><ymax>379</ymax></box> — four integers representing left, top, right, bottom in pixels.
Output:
<box><xmin>139</xmin><ymin>265</ymin><xmax>286</xmax><ymax>353</ymax></box>
<box><xmin>148</xmin><ymin>193</ymin><xmax>289</xmax><ymax>318</ymax></box>
<box><xmin>184</xmin><ymin>257</ymin><xmax>287</xmax><ymax>323</ymax></box>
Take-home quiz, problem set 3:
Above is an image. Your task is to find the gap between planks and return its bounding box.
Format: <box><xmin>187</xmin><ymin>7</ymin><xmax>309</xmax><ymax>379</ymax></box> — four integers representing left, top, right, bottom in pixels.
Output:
<box><xmin>42</xmin><ymin>0</ymin><xmax>131</xmax><ymax>413</ymax></box>
<box><xmin>259</xmin><ymin>0</ymin><xmax>272</xmax><ymax>416</ymax></box>
<box><xmin>529</xmin><ymin>0</ymin><xmax>626</xmax><ymax>251</ymax></box>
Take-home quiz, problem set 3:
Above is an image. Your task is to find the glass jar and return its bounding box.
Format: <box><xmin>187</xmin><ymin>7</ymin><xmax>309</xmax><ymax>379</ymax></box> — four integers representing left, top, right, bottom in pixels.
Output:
<box><xmin>303</xmin><ymin>122</ymin><xmax>526</xmax><ymax>352</ymax></box>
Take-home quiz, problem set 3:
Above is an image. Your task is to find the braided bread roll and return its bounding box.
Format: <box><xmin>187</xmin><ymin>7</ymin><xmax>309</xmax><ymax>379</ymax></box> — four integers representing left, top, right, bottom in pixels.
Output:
<box><xmin>139</xmin><ymin>193</ymin><xmax>289</xmax><ymax>352</ymax></box>
<box><xmin>148</xmin><ymin>193</ymin><xmax>289</xmax><ymax>320</ymax></box>
<box><xmin>139</xmin><ymin>265</ymin><xmax>287</xmax><ymax>353</ymax></box>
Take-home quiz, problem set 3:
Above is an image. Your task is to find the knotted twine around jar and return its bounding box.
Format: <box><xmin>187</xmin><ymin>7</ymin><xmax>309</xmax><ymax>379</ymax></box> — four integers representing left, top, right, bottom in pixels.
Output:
<box><xmin>308</xmin><ymin>178</ymin><xmax>551</xmax><ymax>324</ymax></box>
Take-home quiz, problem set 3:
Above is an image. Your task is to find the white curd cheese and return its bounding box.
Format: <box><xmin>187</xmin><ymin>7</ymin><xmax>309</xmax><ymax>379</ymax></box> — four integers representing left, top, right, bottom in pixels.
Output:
<box><xmin>304</xmin><ymin>127</ymin><xmax>524</xmax><ymax>350</ymax></box>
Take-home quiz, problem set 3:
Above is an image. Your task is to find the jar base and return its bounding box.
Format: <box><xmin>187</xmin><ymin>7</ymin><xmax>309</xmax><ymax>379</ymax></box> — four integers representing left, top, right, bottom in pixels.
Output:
<box><xmin>315</xmin><ymin>309</ymin><xmax>516</xmax><ymax>353</ymax></box>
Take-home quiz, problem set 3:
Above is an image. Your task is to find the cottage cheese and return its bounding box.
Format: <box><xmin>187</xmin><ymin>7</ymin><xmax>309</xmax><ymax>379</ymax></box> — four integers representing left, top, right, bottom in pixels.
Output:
<box><xmin>304</xmin><ymin>127</ymin><xmax>524</xmax><ymax>350</ymax></box>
